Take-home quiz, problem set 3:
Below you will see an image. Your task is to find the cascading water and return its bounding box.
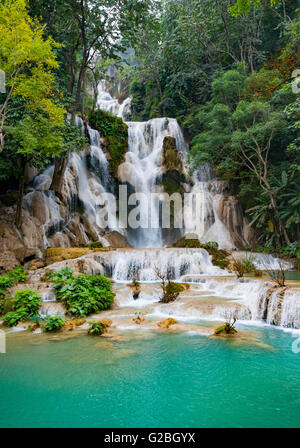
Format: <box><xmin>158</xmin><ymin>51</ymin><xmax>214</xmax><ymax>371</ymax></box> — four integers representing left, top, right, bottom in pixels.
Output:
<box><xmin>22</xmin><ymin>116</ymin><xmax>119</xmax><ymax>248</ymax></box>
<box><xmin>97</xmin><ymin>81</ymin><xmax>251</xmax><ymax>249</ymax></box>
<box><xmin>118</xmin><ymin>118</ymin><xmax>188</xmax><ymax>247</ymax></box>
<box><xmin>97</xmin><ymin>80</ymin><xmax>131</xmax><ymax>120</ymax></box>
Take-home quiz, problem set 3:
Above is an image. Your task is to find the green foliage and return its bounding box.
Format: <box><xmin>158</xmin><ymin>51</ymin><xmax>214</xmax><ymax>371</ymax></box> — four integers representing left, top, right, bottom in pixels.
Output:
<box><xmin>0</xmin><ymin>267</ymin><xmax>28</xmax><ymax>314</ymax></box>
<box><xmin>229</xmin><ymin>0</ymin><xmax>281</xmax><ymax>17</ymax></box>
<box><xmin>214</xmin><ymin>322</ymin><xmax>238</xmax><ymax>335</ymax></box>
<box><xmin>51</xmin><ymin>268</ymin><xmax>114</xmax><ymax>317</ymax></box>
<box><xmin>172</xmin><ymin>237</ymin><xmax>230</xmax><ymax>269</ymax></box>
<box><xmin>88</xmin><ymin>242</ymin><xmax>103</xmax><ymax>249</ymax></box>
<box><xmin>160</xmin><ymin>282</ymin><xmax>185</xmax><ymax>304</ymax></box>
<box><xmin>6</xmin><ymin>267</ymin><xmax>28</xmax><ymax>284</ymax></box>
<box><xmin>279</xmin><ymin>242</ymin><xmax>300</xmax><ymax>258</ymax></box>
<box><xmin>88</xmin><ymin>109</ymin><xmax>128</xmax><ymax>176</ymax></box>
<box><xmin>88</xmin><ymin>321</ymin><xmax>107</xmax><ymax>336</ymax></box>
<box><xmin>11</xmin><ymin>290</ymin><xmax>41</xmax><ymax>316</ymax></box>
<box><xmin>0</xmin><ymin>0</ymin><xmax>65</xmax><ymax>152</ymax></box>
<box><xmin>42</xmin><ymin>316</ymin><xmax>65</xmax><ymax>332</ymax></box>
<box><xmin>3</xmin><ymin>309</ymin><xmax>30</xmax><ymax>327</ymax></box>
<box><xmin>2</xmin><ymin>289</ymin><xmax>41</xmax><ymax>327</ymax></box>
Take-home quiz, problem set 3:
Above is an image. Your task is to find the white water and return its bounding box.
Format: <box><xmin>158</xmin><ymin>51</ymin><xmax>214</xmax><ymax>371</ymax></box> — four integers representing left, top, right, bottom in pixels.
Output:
<box><xmin>22</xmin><ymin>116</ymin><xmax>117</xmax><ymax>248</ymax></box>
<box><xmin>97</xmin><ymin>81</ymin><xmax>131</xmax><ymax>120</ymax></box>
<box><xmin>119</xmin><ymin>118</ymin><xmax>188</xmax><ymax>247</ymax></box>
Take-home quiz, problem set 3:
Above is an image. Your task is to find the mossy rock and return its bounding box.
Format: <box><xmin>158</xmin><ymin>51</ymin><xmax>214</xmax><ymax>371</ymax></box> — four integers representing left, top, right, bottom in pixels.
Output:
<box><xmin>88</xmin><ymin>109</ymin><xmax>128</xmax><ymax>177</ymax></box>
<box><xmin>159</xmin><ymin>137</ymin><xmax>186</xmax><ymax>195</ymax></box>
<box><xmin>172</xmin><ymin>236</ymin><xmax>230</xmax><ymax>269</ymax></box>
<box><xmin>88</xmin><ymin>241</ymin><xmax>103</xmax><ymax>249</ymax></box>
<box><xmin>157</xmin><ymin>318</ymin><xmax>179</xmax><ymax>329</ymax></box>
<box><xmin>214</xmin><ymin>323</ymin><xmax>238</xmax><ymax>336</ymax></box>
<box><xmin>46</xmin><ymin>248</ymin><xmax>92</xmax><ymax>265</ymax></box>
<box><xmin>45</xmin><ymin>247</ymin><xmax>110</xmax><ymax>265</ymax></box>
<box><xmin>163</xmin><ymin>137</ymin><xmax>183</xmax><ymax>171</ymax></box>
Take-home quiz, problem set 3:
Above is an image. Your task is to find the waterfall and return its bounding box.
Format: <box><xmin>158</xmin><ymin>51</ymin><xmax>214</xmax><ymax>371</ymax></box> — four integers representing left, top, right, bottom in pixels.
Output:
<box><xmin>118</xmin><ymin>118</ymin><xmax>188</xmax><ymax>248</ymax></box>
<box><xmin>97</xmin><ymin>80</ymin><xmax>131</xmax><ymax>120</ymax></box>
<box><xmin>22</xmin><ymin>116</ymin><xmax>117</xmax><ymax>248</ymax></box>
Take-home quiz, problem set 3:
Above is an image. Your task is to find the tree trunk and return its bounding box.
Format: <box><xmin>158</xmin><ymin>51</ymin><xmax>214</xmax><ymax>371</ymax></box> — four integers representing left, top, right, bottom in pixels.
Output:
<box><xmin>72</xmin><ymin>56</ymin><xmax>87</xmax><ymax>117</ymax></box>
<box><xmin>49</xmin><ymin>156</ymin><xmax>69</xmax><ymax>200</ymax></box>
<box><xmin>268</xmin><ymin>191</ymin><xmax>291</xmax><ymax>246</ymax></box>
<box><xmin>81</xmin><ymin>69</ymin><xmax>86</xmax><ymax>116</ymax></box>
<box><xmin>16</xmin><ymin>159</ymin><xmax>26</xmax><ymax>230</ymax></box>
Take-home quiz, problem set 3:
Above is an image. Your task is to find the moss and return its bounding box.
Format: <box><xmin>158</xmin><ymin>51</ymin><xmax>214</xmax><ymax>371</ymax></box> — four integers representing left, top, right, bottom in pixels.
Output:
<box><xmin>45</xmin><ymin>247</ymin><xmax>109</xmax><ymax>265</ymax></box>
<box><xmin>88</xmin><ymin>241</ymin><xmax>103</xmax><ymax>249</ymax></box>
<box><xmin>163</xmin><ymin>137</ymin><xmax>182</xmax><ymax>171</ymax></box>
<box><xmin>159</xmin><ymin>137</ymin><xmax>186</xmax><ymax>195</ymax></box>
<box><xmin>88</xmin><ymin>109</ymin><xmax>128</xmax><ymax>177</ymax></box>
<box><xmin>172</xmin><ymin>236</ymin><xmax>230</xmax><ymax>269</ymax></box>
<box><xmin>157</xmin><ymin>318</ymin><xmax>178</xmax><ymax>329</ymax></box>
<box><xmin>46</xmin><ymin>248</ymin><xmax>92</xmax><ymax>265</ymax></box>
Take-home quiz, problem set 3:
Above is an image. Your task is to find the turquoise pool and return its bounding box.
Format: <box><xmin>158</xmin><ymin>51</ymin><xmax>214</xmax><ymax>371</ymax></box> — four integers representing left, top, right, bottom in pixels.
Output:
<box><xmin>0</xmin><ymin>326</ymin><xmax>300</xmax><ymax>428</ymax></box>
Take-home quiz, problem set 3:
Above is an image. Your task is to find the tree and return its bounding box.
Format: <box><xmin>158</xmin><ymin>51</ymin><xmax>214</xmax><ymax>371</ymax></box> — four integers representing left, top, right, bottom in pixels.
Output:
<box><xmin>229</xmin><ymin>0</ymin><xmax>282</xmax><ymax>16</ymax></box>
<box><xmin>0</xmin><ymin>0</ymin><xmax>65</xmax><ymax>152</ymax></box>
<box><xmin>5</xmin><ymin>114</ymin><xmax>86</xmax><ymax>228</ymax></box>
<box><xmin>189</xmin><ymin>65</ymin><xmax>299</xmax><ymax>248</ymax></box>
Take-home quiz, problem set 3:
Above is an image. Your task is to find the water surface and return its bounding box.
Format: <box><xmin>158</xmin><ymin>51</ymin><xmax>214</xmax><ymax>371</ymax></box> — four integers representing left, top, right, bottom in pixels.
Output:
<box><xmin>0</xmin><ymin>326</ymin><xmax>299</xmax><ymax>428</ymax></box>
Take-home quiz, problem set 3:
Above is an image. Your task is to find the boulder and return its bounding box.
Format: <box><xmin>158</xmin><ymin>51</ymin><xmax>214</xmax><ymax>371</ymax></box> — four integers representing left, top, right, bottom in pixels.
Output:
<box><xmin>0</xmin><ymin>250</ymin><xmax>20</xmax><ymax>272</ymax></box>
<box><xmin>104</xmin><ymin>231</ymin><xmax>131</xmax><ymax>248</ymax></box>
<box><xmin>157</xmin><ymin>318</ymin><xmax>178</xmax><ymax>329</ymax></box>
<box><xmin>129</xmin><ymin>281</ymin><xmax>141</xmax><ymax>300</ymax></box>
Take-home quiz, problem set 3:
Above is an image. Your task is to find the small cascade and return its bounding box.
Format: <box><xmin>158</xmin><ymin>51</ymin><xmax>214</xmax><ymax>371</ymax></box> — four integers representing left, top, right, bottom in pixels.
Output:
<box><xmin>280</xmin><ymin>290</ymin><xmax>300</xmax><ymax>328</ymax></box>
<box><xmin>47</xmin><ymin>248</ymin><xmax>226</xmax><ymax>281</ymax></box>
<box><xmin>233</xmin><ymin>251</ymin><xmax>294</xmax><ymax>271</ymax></box>
<box><xmin>183</xmin><ymin>167</ymin><xmax>249</xmax><ymax>250</ymax></box>
<box><xmin>97</xmin><ymin>80</ymin><xmax>131</xmax><ymax>120</ymax></box>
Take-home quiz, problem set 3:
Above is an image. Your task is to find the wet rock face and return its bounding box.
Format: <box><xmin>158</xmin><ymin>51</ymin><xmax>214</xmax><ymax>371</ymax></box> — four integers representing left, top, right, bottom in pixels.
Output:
<box><xmin>213</xmin><ymin>195</ymin><xmax>248</xmax><ymax>248</ymax></box>
<box><xmin>105</xmin><ymin>231</ymin><xmax>132</xmax><ymax>248</ymax></box>
<box><xmin>0</xmin><ymin>251</ymin><xmax>20</xmax><ymax>272</ymax></box>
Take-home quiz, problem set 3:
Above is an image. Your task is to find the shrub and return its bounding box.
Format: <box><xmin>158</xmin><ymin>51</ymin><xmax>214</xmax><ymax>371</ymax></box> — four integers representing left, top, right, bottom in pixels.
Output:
<box><xmin>214</xmin><ymin>257</ymin><xmax>230</xmax><ymax>269</ymax></box>
<box><xmin>52</xmin><ymin>268</ymin><xmax>114</xmax><ymax>317</ymax></box>
<box><xmin>88</xmin><ymin>241</ymin><xmax>103</xmax><ymax>249</ymax></box>
<box><xmin>231</xmin><ymin>258</ymin><xmax>246</xmax><ymax>278</ymax></box>
<box><xmin>0</xmin><ymin>266</ymin><xmax>28</xmax><ymax>301</ymax></box>
<box><xmin>279</xmin><ymin>242</ymin><xmax>300</xmax><ymax>258</ymax></box>
<box><xmin>43</xmin><ymin>316</ymin><xmax>65</xmax><ymax>332</ymax></box>
<box><xmin>7</xmin><ymin>267</ymin><xmax>28</xmax><ymax>284</ymax></box>
<box><xmin>11</xmin><ymin>290</ymin><xmax>41</xmax><ymax>316</ymax></box>
<box><xmin>214</xmin><ymin>317</ymin><xmax>237</xmax><ymax>335</ymax></box>
<box><xmin>88</xmin><ymin>321</ymin><xmax>107</xmax><ymax>336</ymax></box>
<box><xmin>3</xmin><ymin>309</ymin><xmax>29</xmax><ymax>327</ymax></box>
<box><xmin>2</xmin><ymin>289</ymin><xmax>41</xmax><ymax>327</ymax></box>
<box><xmin>231</xmin><ymin>257</ymin><xmax>262</xmax><ymax>278</ymax></box>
